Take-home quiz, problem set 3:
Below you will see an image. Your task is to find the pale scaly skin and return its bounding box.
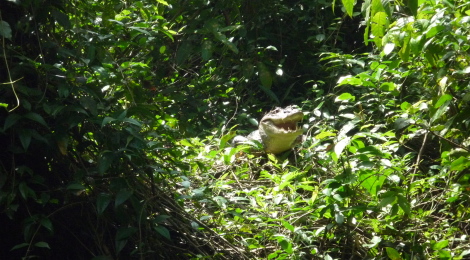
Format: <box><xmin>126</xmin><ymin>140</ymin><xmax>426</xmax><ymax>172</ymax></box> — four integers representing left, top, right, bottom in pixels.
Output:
<box><xmin>234</xmin><ymin>106</ymin><xmax>304</xmax><ymax>154</ymax></box>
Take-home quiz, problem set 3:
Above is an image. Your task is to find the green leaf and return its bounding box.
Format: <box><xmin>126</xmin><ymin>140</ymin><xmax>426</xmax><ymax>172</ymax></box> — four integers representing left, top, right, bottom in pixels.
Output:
<box><xmin>18</xmin><ymin>129</ymin><xmax>32</xmax><ymax>151</ymax></box>
<box><xmin>398</xmin><ymin>36</ymin><xmax>411</xmax><ymax>62</ymax></box>
<box><xmin>176</xmin><ymin>41</ymin><xmax>193</xmax><ymax>65</ymax></box>
<box><xmin>24</xmin><ymin>112</ymin><xmax>48</xmax><ymax>128</ymax></box>
<box><xmin>0</xmin><ymin>21</ymin><xmax>12</xmax><ymax>40</ymax></box>
<box><xmin>432</xmin><ymin>240</ymin><xmax>449</xmax><ymax>250</ymax></box>
<box><xmin>101</xmin><ymin>116</ymin><xmax>115</xmax><ymax>127</ymax></box>
<box><xmin>282</xmin><ymin>221</ymin><xmax>294</xmax><ymax>232</ymax></box>
<box><xmin>40</xmin><ymin>217</ymin><xmax>53</xmax><ymax>232</ymax></box>
<box><xmin>11</xmin><ymin>243</ymin><xmax>29</xmax><ymax>251</ymax></box>
<box><xmin>336</xmin><ymin>92</ymin><xmax>355</xmax><ymax>101</ymax></box>
<box><xmin>51</xmin><ymin>9</ymin><xmax>71</xmax><ymax>29</ymax></box>
<box><xmin>116</xmin><ymin>227</ymin><xmax>138</xmax><ymax>241</ymax></box>
<box><xmin>450</xmin><ymin>156</ymin><xmax>470</xmax><ymax>171</ymax></box>
<box><xmin>156</xmin><ymin>0</ymin><xmax>169</xmax><ymax>5</ymax></box>
<box><xmin>214</xmin><ymin>32</ymin><xmax>239</xmax><ymax>54</ymax></box>
<box><xmin>201</xmin><ymin>40</ymin><xmax>213</xmax><ymax>61</ymax></box>
<box><xmin>341</xmin><ymin>0</ymin><xmax>354</xmax><ymax>17</ymax></box>
<box><xmin>359</xmin><ymin>170</ymin><xmax>386</xmax><ymax>196</ymax></box>
<box><xmin>66</xmin><ymin>183</ymin><xmax>86</xmax><ymax>190</ymax></box>
<box><xmin>258</xmin><ymin>62</ymin><xmax>273</xmax><ymax>89</ymax></box>
<box><xmin>115</xmin><ymin>189</ymin><xmax>133</xmax><ymax>207</ymax></box>
<box><xmin>434</xmin><ymin>94</ymin><xmax>452</xmax><ymax>109</ymax></box>
<box><xmin>380</xmin><ymin>82</ymin><xmax>396</xmax><ymax>92</ymax></box>
<box><xmin>96</xmin><ymin>193</ymin><xmax>112</xmax><ymax>215</ymax></box>
<box><xmin>371</xmin><ymin>12</ymin><xmax>388</xmax><ymax>48</ymax></box>
<box><xmin>397</xmin><ymin>194</ymin><xmax>411</xmax><ymax>216</ymax></box>
<box><xmin>3</xmin><ymin>114</ymin><xmax>22</xmax><ymax>131</ymax></box>
<box><xmin>333</xmin><ymin>137</ymin><xmax>351</xmax><ymax>162</ymax></box>
<box><xmin>34</xmin><ymin>241</ymin><xmax>51</xmax><ymax>249</ymax></box>
<box><xmin>19</xmin><ymin>182</ymin><xmax>31</xmax><ymax>199</ymax></box>
<box><xmin>385</xmin><ymin>247</ymin><xmax>402</xmax><ymax>260</ymax></box>
<box><xmin>394</xmin><ymin>117</ymin><xmax>411</xmax><ymax>130</ymax></box>
<box><xmin>154</xmin><ymin>225</ymin><xmax>171</xmax><ymax>240</ymax></box>
<box><xmin>98</xmin><ymin>152</ymin><xmax>114</xmax><ymax>175</ymax></box>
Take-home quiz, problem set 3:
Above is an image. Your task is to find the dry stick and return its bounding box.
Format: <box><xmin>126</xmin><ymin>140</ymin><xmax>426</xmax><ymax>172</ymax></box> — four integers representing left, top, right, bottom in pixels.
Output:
<box><xmin>410</xmin><ymin>131</ymin><xmax>428</xmax><ymax>188</ymax></box>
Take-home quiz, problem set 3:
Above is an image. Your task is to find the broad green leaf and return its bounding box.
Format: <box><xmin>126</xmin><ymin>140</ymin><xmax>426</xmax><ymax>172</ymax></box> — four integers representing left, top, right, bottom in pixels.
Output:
<box><xmin>407</xmin><ymin>0</ymin><xmax>418</xmax><ymax>16</ymax></box>
<box><xmin>214</xmin><ymin>32</ymin><xmax>239</xmax><ymax>54</ymax></box>
<box><xmin>3</xmin><ymin>113</ymin><xmax>21</xmax><ymax>131</ymax></box>
<box><xmin>430</xmin><ymin>99</ymin><xmax>450</xmax><ymax>123</ymax></box>
<box><xmin>19</xmin><ymin>182</ymin><xmax>28</xmax><ymax>199</ymax></box>
<box><xmin>394</xmin><ymin>117</ymin><xmax>411</xmax><ymax>130</ymax></box>
<box><xmin>359</xmin><ymin>170</ymin><xmax>386</xmax><ymax>196</ymax></box>
<box><xmin>154</xmin><ymin>226</ymin><xmax>171</xmax><ymax>240</ymax></box>
<box><xmin>98</xmin><ymin>152</ymin><xmax>114</xmax><ymax>175</ymax></box>
<box><xmin>438</xmin><ymin>250</ymin><xmax>451</xmax><ymax>259</ymax></box>
<box><xmin>380</xmin><ymin>82</ymin><xmax>395</xmax><ymax>91</ymax></box>
<box><xmin>337</xmin><ymin>76</ymin><xmax>363</xmax><ymax>86</ymax></box>
<box><xmin>371</xmin><ymin>0</ymin><xmax>385</xmax><ymax>15</ymax></box>
<box><xmin>176</xmin><ymin>41</ymin><xmax>193</xmax><ymax>65</ymax></box>
<box><xmin>0</xmin><ymin>21</ymin><xmax>12</xmax><ymax>40</ymax></box>
<box><xmin>432</xmin><ymin>240</ymin><xmax>449</xmax><ymax>250</ymax></box>
<box><xmin>11</xmin><ymin>243</ymin><xmax>29</xmax><ymax>251</ymax></box>
<box><xmin>24</xmin><ymin>112</ymin><xmax>48</xmax><ymax>128</ymax></box>
<box><xmin>116</xmin><ymin>227</ymin><xmax>138</xmax><ymax>241</ymax></box>
<box><xmin>385</xmin><ymin>247</ymin><xmax>402</xmax><ymax>260</ymax></box>
<box><xmin>434</xmin><ymin>94</ymin><xmax>452</xmax><ymax>108</ymax></box>
<box><xmin>101</xmin><ymin>117</ymin><xmax>115</xmax><ymax>127</ymax></box>
<box><xmin>40</xmin><ymin>217</ymin><xmax>53</xmax><ymax>232</ymax></box>
<box><xmin>258</xmin><ymin>63</ymin><xmax>273</xmax><ymax>89</ymax></box>
<box><xmin>335</xmin><ymin>92</ymin><xmax>355</xmax><ymax>101</ymax></box>
<box><xmin>333</xmin><ymin>137</ymin><xmax>351</xmax><ymax>162</ymax></box>
<box><xmin>115</xmin><ymin>190</ymin><xmax>133</xmax><ymax>207</ymax></box>
<box><xmin>34</xmin><ymin>241</ymin><xmax>51</xmax><ymax>249</ymax></box>
<box><xmin>400</xmin><ymin>102</ymin><xmax>411</xmax><ymax>110</ymax></box>
<box><xmin>425</xmin><ymin>25</ymin><xmax>445</xmax><ymax>38</ymax></box>
<box><xmin>398</xmin><ymin>35</ymin><xmax>411</xmax><ymax>62</ymax></box>
<box><xmin>379</xmin><ymin>194</ymin><xmax>396</xmax><ymax>208</ymax></box>
<box><xmin>51</xmin><ymin>9</ymin><xmax>71</xmax><ymax>29</ymax></box>
<box><xmin>450</xmin><ymin>156</ymin><xmax>470</xmax><ymax>171</ymax></box>
<box><xmin>315</xmin><ymin>131</ymin><xmax>336</xmax><ymax>139</ymax></box>
<box><xmin>96</xmin><ymin>193</ymin><xmax>112</xmax><ymax>215</ymax></box>
<box><xmin>397</xmin><ymin>194</ymin><xmax>411</xmax><ymax>215</ymax></box>
<box><xmin>18</xmin><ymin>129</ymin><xmax>32</xmax><ymax>151</ymax></box>
<box><xmin>341</xmin><ymin>0</ymin><xmax>354</xmax><ymax>17</ymax></box>
<box><xmin>67</xmin><ymin>183</ymin><xmax>86</xmax><ymax>190</ymax></box>
<box><xmin>201</xmin><ymin>40</ymin><xmax>213</xmax><ymax>61</ymax></box>
<box><xmin>279</xmin><ymin>239</ymin><xmax>293</xmax><ymax>254</ymax></box>
<box><xmin>282</xmin><ymin>221</ymin><xmax>295</xmax><ymax>232</ymax></box>
<box><xmin>156</xmin><ymin>0</ymin><xmax>169</xmax><ymax>5</ymax></box>
<box><xmin>371</xmin><ymin>12</ymin><xmax>388</xmax><ymax>48</ymax></box>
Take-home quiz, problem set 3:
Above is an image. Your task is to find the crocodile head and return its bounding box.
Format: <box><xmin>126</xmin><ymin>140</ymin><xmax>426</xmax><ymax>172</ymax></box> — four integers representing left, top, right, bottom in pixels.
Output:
<box><xmin>258</xmin><ymin>105</ymin><xmax>304</xmax><ymax>154</ymax></box>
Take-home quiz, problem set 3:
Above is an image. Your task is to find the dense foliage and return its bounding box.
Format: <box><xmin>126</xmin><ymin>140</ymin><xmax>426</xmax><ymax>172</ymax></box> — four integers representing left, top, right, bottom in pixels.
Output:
<box><xmin>1</xmin><ymin>0</ymin><xmax>469</xmax><ymax>259</ymax></box>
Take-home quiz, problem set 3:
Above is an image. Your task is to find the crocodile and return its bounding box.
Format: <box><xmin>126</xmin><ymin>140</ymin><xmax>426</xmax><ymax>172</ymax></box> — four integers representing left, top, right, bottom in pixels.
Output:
<box><xmin>233</xmin><ymin>105</ymin><xmax>304</xmax><ymax>154</ymax></box>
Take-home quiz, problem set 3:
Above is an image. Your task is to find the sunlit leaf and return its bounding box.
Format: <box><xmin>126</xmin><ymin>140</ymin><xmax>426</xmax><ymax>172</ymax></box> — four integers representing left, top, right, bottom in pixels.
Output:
<box><xmin>341</xmin><ymin>0</ymin><xmax>354</xmax><ymax>17</ymax></box>
<box><xmin>432</xmin><ymin>240</ymin><xmax>449</xmax><ymax>250</ymax></box>
<box><xmin>385</xmin><ymin>247</ymin><xmax>402</xmax><ymax>260</ymax></box>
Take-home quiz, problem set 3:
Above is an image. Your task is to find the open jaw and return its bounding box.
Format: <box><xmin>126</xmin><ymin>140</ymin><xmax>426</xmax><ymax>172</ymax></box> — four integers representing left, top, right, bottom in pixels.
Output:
<box><xmin>263</xmin><ymin>118</ymin><xmax>303</xmax><ymax>134</ymax></box>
